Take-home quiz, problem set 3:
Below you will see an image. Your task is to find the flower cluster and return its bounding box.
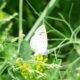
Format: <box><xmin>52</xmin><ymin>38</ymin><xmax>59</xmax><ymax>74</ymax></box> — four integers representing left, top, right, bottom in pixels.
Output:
<box><xmin>35</xmin><ymin>55</ymin><xmax>48</xmax><ymax>72</ymax></box>
<box><xmin>16</xmin><ymin>58</ymin><xmax>32</xmax><ymax>80</ymax></box>
<box><xmin>16</xmin><ymin>56</ymin><xmax>48</xmax><ymax>80</ymax></box>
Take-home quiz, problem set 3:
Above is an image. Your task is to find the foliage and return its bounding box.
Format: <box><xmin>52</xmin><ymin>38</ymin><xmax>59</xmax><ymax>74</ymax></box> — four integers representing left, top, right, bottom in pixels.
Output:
<box><xmin>0</xmin><ymin>0</ymin><xmax>80</xmax><ymax>80</ymax></box>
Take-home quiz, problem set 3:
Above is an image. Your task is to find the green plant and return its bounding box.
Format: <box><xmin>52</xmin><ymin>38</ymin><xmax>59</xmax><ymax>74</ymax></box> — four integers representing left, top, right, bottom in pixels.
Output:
<box><xmin>0</xmin><ymin>0</ymin><xmax>80</xmax><ymax>80</ymax></box>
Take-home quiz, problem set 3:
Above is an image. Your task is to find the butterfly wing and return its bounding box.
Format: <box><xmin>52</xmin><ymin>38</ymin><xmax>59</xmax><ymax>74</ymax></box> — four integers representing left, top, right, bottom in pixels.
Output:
<box><xmin>30</xmin><ymin>24</ymin><xmax>48</xmax><ymax>56</ymax></box>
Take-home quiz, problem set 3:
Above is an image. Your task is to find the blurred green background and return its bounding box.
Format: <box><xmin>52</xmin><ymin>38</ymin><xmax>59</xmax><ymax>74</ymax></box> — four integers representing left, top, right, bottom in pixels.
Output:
<box><xmin>0</xmin><ymin>0</ymin><xmax>80</xmax><ymax>80</ymax></box>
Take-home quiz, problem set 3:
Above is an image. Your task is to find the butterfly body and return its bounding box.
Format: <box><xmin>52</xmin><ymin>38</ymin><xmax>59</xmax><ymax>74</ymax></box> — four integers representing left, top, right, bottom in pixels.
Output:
<box><xmin>30</xmin><ymin>24</ymin><xmax>48</xmax><ymax>56</ymax></box>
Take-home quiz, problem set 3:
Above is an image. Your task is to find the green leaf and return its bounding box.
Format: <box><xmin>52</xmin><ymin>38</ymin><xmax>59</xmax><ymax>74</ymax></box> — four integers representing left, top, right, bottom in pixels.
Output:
<box><xmin>3</xmin><ymin>42</ymin><xmax>17</xmax><ymax>60</ymax></box>
<box><xmin>19</xmin><ymin>40</ymin><xmax>32</xmax><ymax>60</ymax></box>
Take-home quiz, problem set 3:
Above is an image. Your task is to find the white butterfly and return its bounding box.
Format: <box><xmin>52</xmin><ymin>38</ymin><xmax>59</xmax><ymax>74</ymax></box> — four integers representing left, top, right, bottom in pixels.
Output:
<box><xmin>30</xmin><ymin>24</ymin><xmax>48</xmax><ymax>56</ymax></box>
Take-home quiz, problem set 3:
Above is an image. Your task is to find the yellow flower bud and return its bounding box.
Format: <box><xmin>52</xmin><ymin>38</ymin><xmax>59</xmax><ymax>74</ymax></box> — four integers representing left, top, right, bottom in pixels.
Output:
<box><xmin>39</xmin><ymin>55</ymin><xmax>44</xmax><ymax>61</ymax></box>
<box><xmin>35</xmin><ymin>55</ymin><xmax>44</xmax><ymax>61</ymax></box>
<box><xmin>27</xmin><ymin>64</ymin><xmax>32</xmax><ymax>69</ymax></box>
<box><xmin>23</xmin><ymin>63</ymin><xmax>27</xmax><ymax>68</ymax></box>
<box><xmin>36</xmin><ymin>65</ymin><xmax>41</xmax><ymax>70</ymax></box>
<box><xmin>40</xmin><ymin>68</ymin><xmax>43</xmax><ymax>72</ymax></box>
<box><xmin>43</xmin><ymin>58</ymin><xmax>48</xmax><ymax>62</ymax></box>
<box><xmin>16</xmin><ymin>58</ymin><xmax>23</xmax><ymax>65</ymax></box>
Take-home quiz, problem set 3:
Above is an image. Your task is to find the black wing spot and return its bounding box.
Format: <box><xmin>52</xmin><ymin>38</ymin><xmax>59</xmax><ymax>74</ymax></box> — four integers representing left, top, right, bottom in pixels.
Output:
<box><xmin>39</xmin><ymin>32</ymin><xmax>45</xmax><ymax>35</ymax></box>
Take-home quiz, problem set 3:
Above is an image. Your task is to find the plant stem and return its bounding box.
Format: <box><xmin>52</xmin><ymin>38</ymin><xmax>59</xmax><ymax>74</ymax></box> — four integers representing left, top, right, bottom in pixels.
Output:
<box><xmin>49</xmin><ymin>41</ymin><xmax>71</xmax><ymax>53</ymax></box>
<box><xmin>45</xmin><ymin>20</ymin><xmax>66</xmax><ymax>38</ymax></box>
<box><xmin>17</xmin><ymin>0</ymin><xmax>23</xmax><ymax>54</ymax></box>
<box><xmin>25</xmin><ymin>0</ymin><xmax>58</xmax><ymax>41</ymax></box>
<box><xmin>49</xmin><ymin>40</ymin><xmax>80</xmax><ymax>53</ymax></box>
<box><xmin>0</xmin><ymin>61</ymin><xmax>8</xmax><ymax>75</ymax></box>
